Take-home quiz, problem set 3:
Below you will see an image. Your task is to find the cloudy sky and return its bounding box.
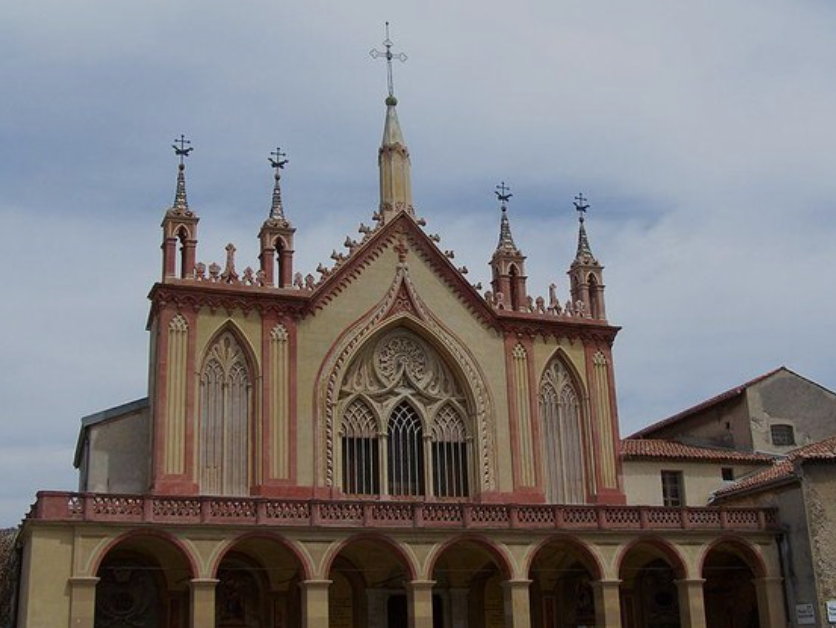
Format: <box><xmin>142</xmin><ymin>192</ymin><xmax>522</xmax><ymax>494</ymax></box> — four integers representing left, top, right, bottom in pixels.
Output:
<box><xmin>1</xmin><ymin>0</ymin><xmax>834</xmax><ymax>525</ymax></box>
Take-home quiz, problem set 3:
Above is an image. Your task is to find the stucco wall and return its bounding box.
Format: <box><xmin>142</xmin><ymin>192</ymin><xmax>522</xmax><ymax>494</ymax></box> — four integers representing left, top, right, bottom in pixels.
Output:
<box><xmin>803</xmin><ymin>462</ymin><xmax>836</xmax><ymax>623</ymax></box>
<box><xmin>622</xmin><ymin>459</ymin><xmax>767</xmax><ymax>506</ymax></box>
<box><xmin>647</xmin><ymin>396</ymin><xmax>753</xmax><ymax>451</ymax></box>
<box><xmin>749</xmin><ymin>372</ymin><xmax>836</xmax><ymax>454</ymax></box>
<box><xmin>83</xmin><ymin>407</ymin><xmax>151</xmax><ymax>493</ymax></box>
<box><xmin>16</xmin><ymin>526</ymin><xmax>74</xmax><ymax>628</ymax></box>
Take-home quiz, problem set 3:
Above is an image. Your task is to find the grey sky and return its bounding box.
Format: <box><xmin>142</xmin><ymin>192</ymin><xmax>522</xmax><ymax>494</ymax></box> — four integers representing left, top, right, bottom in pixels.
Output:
<box><xmin>1</xmin><ymin>0</ymin><xmax>834</xmax><ymax>525</ymax></box>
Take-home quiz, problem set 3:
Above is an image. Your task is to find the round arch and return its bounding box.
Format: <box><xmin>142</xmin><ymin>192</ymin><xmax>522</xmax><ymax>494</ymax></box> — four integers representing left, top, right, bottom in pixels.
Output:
<box><xmin>699</xmin><ymin>535</ymin><xmax>767</xmax><ymax>579</ymax></box>
<box><xmin>426</xmin><ymin>534</ymin><xmax>514</xmax><ymax>581</ymax></box>
<box><xmin>525</xmin><ymin>535</ymin><xmax>604</xmax><ymax>581</ymax></box>
<box><xmin>322</xmin><ymin>533</ymin><xmax>418</xmax><ymax>582</ymax></box>
<box><xmin>90</xmin><ymin>529</ymin><xmax>197</xmax><ymax>580</ymax></box>
<box><xmin>209</xmin><ymin>532</ymin><xmax>313</xmax><ymax>581</ymax></box>
<box><xmin>617</xmin><ymin>537</ymin><xmax>689</xmax><ymax>580</ymax></box>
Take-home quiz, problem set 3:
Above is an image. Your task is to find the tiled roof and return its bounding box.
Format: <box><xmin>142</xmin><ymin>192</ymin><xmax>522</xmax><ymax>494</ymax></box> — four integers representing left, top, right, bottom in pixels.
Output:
<box><xmin>629</xmin><ymin>368</ymin><xmax>785</xmax><ymax>438</ymax></box>
<box><xmin>620</xmin><ymin>439</ymin><xmax>775</xmax><ymax>464</ymax></box>
<box><xmin>713</xmin><ymin>434</ymin><xmax>836</xmax><ymax>500</ymax></box>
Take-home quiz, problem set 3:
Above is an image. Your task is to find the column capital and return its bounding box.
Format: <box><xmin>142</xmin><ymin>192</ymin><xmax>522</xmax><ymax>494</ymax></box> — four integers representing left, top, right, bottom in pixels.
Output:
<box><xmin>68</xmin><ymin>576</ymin><xmax>100</xmax><ymax>587</ymax></box>
<box><xmin>675</xmin><ymin>578</ymin><xmax>707</xmax><ymax>586</ymax></box>
<box><xmin>591</xmin><ymin>579</ymin><xmax>622</xmax><ymax>589</ymax></box>
<box><xmin>189</xmin><ymin>578</ymin><xmax>219</xmax><ymax>589</ymax></box>
<box><xmin>407</xmin><ymin>579</ymin><xmax>436</xmax><ymax>590</ymax></box>
<box><xmin>300</xmin><ymin>579</ymin><xmax>333</xmax><ymax>589</ymax></box>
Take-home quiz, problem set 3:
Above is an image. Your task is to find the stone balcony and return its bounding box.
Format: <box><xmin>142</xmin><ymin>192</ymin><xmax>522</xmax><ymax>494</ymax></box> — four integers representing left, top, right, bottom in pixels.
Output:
<box><xmin>28</xmin><ymin>491</ymin><xmax>778</xmax><ymax>532</ymax></box>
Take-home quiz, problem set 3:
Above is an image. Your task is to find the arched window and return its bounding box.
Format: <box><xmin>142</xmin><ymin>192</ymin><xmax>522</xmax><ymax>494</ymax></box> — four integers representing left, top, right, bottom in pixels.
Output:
<box><xmin>432</xmin><ymin>405</ymin><xmax>469</xmax><ymax>497</ymax></box>
<box><xmin>388</xmin><ymin>402</ymin><xmax>425</xmax><ymax>496</ymax></box>
<box><xmin>540</xmin><ymin>357</ymin><xmax>586</xmax><ymax>504</ymax></box>
<box><xmin>337</xmin><ymin>329</ymin><xmax>472</xmax><ymax>498</ymax></box>
<box><xmin>199</xmin><ymin>331</ymin><xmax>252</xmax><ymax>496</ymax></box>
<box><xmin>176</xmin><ymin>226</ymin><xmax>188</xmax><ymax>278</ymax></box>
<box><xmin>588</xmin><ymin>274</ymin><xmax>601</xmax><ymax>319</ymax></box>
<box><xmin>341</xmin><ymin>399</ymin><xmax>380</xmax><ymax>495</ymax></box>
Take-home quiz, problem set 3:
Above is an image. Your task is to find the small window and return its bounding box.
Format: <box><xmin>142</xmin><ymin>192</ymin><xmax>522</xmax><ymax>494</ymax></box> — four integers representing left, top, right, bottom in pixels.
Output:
<box><xmin>771</xmin><ymin>425</ymin><xmax>795</xmax><ymax>447</ymax></box>
<box><xmin>721</xmin><ymin>467</ymin><xmax>734</xmax><ymax>482</ymax></box>
<box><xmin>661</xmin><ymin>471</ymin><xmax>684</xmax><ymax>507</ymax></box>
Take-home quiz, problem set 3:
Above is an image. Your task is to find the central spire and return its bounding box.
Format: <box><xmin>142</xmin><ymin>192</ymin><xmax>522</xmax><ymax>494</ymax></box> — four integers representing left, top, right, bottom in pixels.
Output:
<box><xmin>371</xmin><ymin>23</ymin><xmax>413</xmax><ymax>223</ymax></box>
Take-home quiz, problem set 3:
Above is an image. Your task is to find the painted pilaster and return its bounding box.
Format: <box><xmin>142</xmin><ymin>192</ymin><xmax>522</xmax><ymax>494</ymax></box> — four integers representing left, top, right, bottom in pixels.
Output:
<box><xmin>502</xmin><ymin>579</ymin><xmax>532</xmax><ymax>628</ymax></box>
<box><xmin>189</xmin><ymin>579</ymin><xmax>218</xmax><ymax>628</ymax></box>
<box><xmin>676</xmin><ymin>579</ymin><xmax>707</xmax><ymax>628</ymax></box>
<box><xmin>592</xmin><ymin>580</ymin><xmax>623</xmax><ymax>628</ymax></box>
<box><xmin>301</xmin><ymin>579</ymin><xmax>331</xmax><ymax>628</ymax></box>
<box><xmin>68</xmin><ymin>576</ymin><xmax>99</xmax><ymax>628</ymax></box>
<box><xmin>407</xmin><ymin>580</ymin><xmax>435</xmax><ymax>628</ymax></box>
<box><xmin>753</xmin><ymin>577</ymin><xmax>787</xmax><ymax>628</ymax></box>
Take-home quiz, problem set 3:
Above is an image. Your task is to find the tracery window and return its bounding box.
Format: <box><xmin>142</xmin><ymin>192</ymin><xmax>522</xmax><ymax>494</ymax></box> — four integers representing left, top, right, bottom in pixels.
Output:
<box><xmin>341</xmin><ymin>399</ymin><xmax>380</xmax><ymax>495</ymax></box>
<box><xmin>338</xmin><ymin>329</ymin><xmax>471</xmax><ymax>498</ymax></box>
<box><xmin>388</xmin><ymin>402</ymin><xmax>425</xmax><ymax>496</ymax></box>
<box><xmin>432</xmin><ymin>404</ymin><xmax>469</xmax><ymax>497</ymax></box>
<box><xmin>540</xmin><ymin>357</ymin><xmax>586</xmax><ymax>504</ymax></box>
<box><xmin>199</xmin><ymin>331</ymin><xmax>252</xmax><ymax>496</ymax></box>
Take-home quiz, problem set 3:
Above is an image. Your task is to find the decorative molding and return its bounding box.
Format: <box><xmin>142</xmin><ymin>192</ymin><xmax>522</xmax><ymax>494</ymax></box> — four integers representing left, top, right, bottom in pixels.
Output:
<box><xmin>316</xmin><ymin>263</ymin><xmax>497</xmax><ymax>492</ymax></box>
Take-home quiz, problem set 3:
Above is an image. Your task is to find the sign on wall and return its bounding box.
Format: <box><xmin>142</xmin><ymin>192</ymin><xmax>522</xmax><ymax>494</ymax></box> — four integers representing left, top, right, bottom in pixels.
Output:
<box><xmin>825</xmin><ymin>600</ymin><xmax>836</xmax><ymax>624</ymax></box>
<box><xmin>796</xmin><ymin>603</ymin><xmax>815</xmax><ymax>625</ymax></box>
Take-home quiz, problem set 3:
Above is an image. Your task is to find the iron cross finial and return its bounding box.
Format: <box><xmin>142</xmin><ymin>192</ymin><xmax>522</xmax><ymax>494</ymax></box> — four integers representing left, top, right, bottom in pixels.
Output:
<box><xmin>370</xmin><ymin>22</ymin><xmax>408</xmax><ymax>98</ymax></box>
<box><xmin>495</xmin><ymin>182</ymin><xmax>513</xmax><ymax>207</ymax></box>
<box><xmin>574</xmin><ymin>193</ymin><xmax>590</xmax><ymax>223</ymax></box>
<box><xmin>269</xmin><ymin>147</ymin><xmax>289</xmax><ymax>172</ymax></box>
<box><xmin>172</xmin><ymin>134</ymin><xmax>193</xmax><ymax>166</ymax></box>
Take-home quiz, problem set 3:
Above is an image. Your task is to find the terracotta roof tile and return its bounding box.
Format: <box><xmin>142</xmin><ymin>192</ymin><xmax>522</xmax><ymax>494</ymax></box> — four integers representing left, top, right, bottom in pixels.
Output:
<box><xmin>630</xmin><ymin>367</ymin><xmax>785</xmax><ymax>438</ymax></box>
<box><xmin>713</xmin><ymin>434</ymin><xmax>836</xmax><ymax>500</ymax></box>
<box><xmin>620</xmin><ymin>439</ymin><xmax>775</xmax><ymax>464</ymax></box>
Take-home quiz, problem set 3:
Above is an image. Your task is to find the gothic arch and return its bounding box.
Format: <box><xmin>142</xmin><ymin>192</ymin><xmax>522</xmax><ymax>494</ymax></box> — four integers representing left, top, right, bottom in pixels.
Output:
<box><xmin>538</xmin><ymin>348</ymin><xmax>589</xmax><ymax>504</ymax></box>
<box><xmin>197</xmin><ymin>322</ymin><xmax>259</xmax><ymax>496</ymax></box>
<box><xmin>315</xmin><ymin>265</ymin><xmax>497</xmax><ymax>492</ymax></box>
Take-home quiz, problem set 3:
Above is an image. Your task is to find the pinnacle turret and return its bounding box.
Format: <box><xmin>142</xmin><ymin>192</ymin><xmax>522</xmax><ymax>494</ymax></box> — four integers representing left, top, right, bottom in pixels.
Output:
<box><xmin>267</xmin><ymin>147</ymin><xmax>289</xmax><ymax>224</ymax></box>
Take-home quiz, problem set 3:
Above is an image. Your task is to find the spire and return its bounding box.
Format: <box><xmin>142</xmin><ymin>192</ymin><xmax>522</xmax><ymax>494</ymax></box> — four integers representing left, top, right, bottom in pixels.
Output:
<box><xmin>573</xmin><ymin>193</ymin><xmax>596</xmax><ymax>263</ymax></box>
<box><xmin>268</xmin><ymin>147</ymin><xmax>289</xmax><ymax>223</ymax></box>
<box><xmin>371</xmin><ymin>23</ymin><xmax>413</xmax><ymax>224</ymax></box>
<box><xmin>170</xmin><ymin>134</ymin><xmax>193</xmax><ymax>214</ymax></box>
<box><xmin>495</xmin><ymin>182</ymin><xmax>520</xmax><ymax>253</ymax></box>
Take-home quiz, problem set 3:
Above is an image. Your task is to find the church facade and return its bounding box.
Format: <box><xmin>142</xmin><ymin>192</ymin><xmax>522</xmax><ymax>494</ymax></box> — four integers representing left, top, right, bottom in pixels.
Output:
<box><xmin>16</xmin><ymin>92</ymin><xmax>787</xmax><ymax>628</ymax></box>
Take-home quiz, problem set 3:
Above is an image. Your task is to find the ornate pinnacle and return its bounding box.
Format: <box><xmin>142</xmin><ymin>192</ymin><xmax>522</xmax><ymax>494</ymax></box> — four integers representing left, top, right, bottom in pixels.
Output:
<box><xmin>268</xmin><ymin>147</ymin><xmax>289</xmax><ymax>221</ymax></box>
<box><xmin>495</xmin><ymin>182</ymin><xmax>519</xmax><ymax>253</ymax></box>
<box><xmin>573</xmin><ymin>193</ymin><xmax>596</xmax><ymax>262</ymax></box>
<box><xmin>170</xmin><ymin>134</ymin><xmax>193</xmax><ymax>213</ymax></box>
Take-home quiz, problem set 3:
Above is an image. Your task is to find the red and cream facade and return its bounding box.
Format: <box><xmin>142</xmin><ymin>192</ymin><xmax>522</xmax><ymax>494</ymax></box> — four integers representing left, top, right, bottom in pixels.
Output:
<box><xmin>17</xmin><ymin>96</ymin><xmax>787</xmax><ymax>628</ymax></box>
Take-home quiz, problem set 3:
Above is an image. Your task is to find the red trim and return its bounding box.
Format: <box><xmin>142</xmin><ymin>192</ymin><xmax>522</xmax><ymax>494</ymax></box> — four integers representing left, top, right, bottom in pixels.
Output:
<box><xmin>210</xmin><ymin>531</ymin><xmax>313</xmax><ymax>580</ymax></box>
<box><xmin>152</xmin><ymin>308</ymin><xmax>172</xmax><ymax>490</ymax></box>
<box><xmin>426</xmin><ymin>533</ymin><xmax>514</xmax><ymax>580</ymax></box>
<box><xmin>526</xmin><ymin>534</ymin><xmax>604</xmax><ymax>580</ymax></box>
<box><xmin>183</xmin><ymin>308</ymin><xmax>197</xmax><ymax>487</ymax></box>
<box><xmin>323</xmin><ymin>532</ymin><xmax>418</xmax><ymax>581</ymax></box>
<box><xmin>260</xmin><ymin>310</ymin><xmax>276</xmax><ymax>488</ymax></box>
<box><xmin>616</xmin><ymin>536</ymin><xmax>689</xmax><ymax>580</ymax></box>
<box><xmin>90</xmin><ymin>528</ymin><xmax>198</xmax><ymax>579</ymax></box>
<box><xmin>698</xmin><ymin>535</ymin><xmax>768</xmax><ymax>578</ymax></box>
<box><xmin>602</xmin><ymin>345</ymin><xmax>626</xmax><ymax>500</ymax></box>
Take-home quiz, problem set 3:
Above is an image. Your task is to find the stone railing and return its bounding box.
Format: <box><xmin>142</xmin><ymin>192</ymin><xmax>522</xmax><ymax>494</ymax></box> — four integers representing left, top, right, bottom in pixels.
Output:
<box><xmin>28</xmin><ymin>492</ymin><xmax>778</xmax><ymax>532</ymax></box>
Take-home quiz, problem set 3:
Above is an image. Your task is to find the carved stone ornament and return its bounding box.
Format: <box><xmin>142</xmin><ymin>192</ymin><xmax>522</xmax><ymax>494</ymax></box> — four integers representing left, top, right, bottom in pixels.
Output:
<box><xmin>316</xmin><ymin>264</ymin><xmax>496</xmax><ymax>490</ymax></box>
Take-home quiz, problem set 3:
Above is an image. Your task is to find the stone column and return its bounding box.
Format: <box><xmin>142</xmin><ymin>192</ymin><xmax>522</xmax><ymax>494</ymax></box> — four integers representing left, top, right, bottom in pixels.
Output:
<box><xmin>449</xmin><ymin>587</ymin><xmax>469</xmax><ymax>628</ymax></box>
<box><xmin>367</xmin><ymin>588</ymin><xmax>389</xmax><ymax>628</ymax></box>
<box><xmin>408</xmin><ymin>580</ymin><xmax>436</xmax><ymax>628</ymax></box>
<box><xmin>753</xmin><ymin>576</ymin><xmax>787</xmax><ymax>628</ymax></box>
<box><xmin>676</xmin><ymin>579</ymin><xmax>707</xmax><ymax>628</ymax></box>
<box><xmin>502</xmin><ymin>579</ymin><xmax>531</xmax><ymax>628</ymax></box>
<box><xmin>68</xmin><ymin>576</ymin><xmax>100</xmax><ymax>628</ymax></box>
<box><xmin>301</xmin><ymin>579</ymin><xmax>332</xmax><ymax>628</ymax></box>
<box><xmin>591</xmin><ymin>579</ymin><xmax>622</xmax><ymax>628</ymax></box>
<box><xmin>189</xmin><ymin>578</ymin><xmax>218</xmax><ymax>628</ymax></box>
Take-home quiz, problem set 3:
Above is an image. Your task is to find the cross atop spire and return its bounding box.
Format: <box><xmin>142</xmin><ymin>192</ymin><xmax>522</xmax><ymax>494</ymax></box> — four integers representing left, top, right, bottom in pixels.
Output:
<box><xmin>370</xmin><ymin>22</ymin><xmax>408</xmax><ymax>102</ymax></box>
<box><xmin>170</xmin><ymin>134</ymin><xmax>193</xmax><ymax>213</ymax></box>
<box><xmin>495</xmin><ymin>182</ymin><xmax>519</xmax><ymax>253</ymax></box>
<box><xmin>268</xmin><ymin>147</ymin><xmax>289</xmax><ymax>221</ymax></box>
<box><xmin>573</xmin><ymin>192</ymin><xmax>596</xmax><ymax>262</ymax></box>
